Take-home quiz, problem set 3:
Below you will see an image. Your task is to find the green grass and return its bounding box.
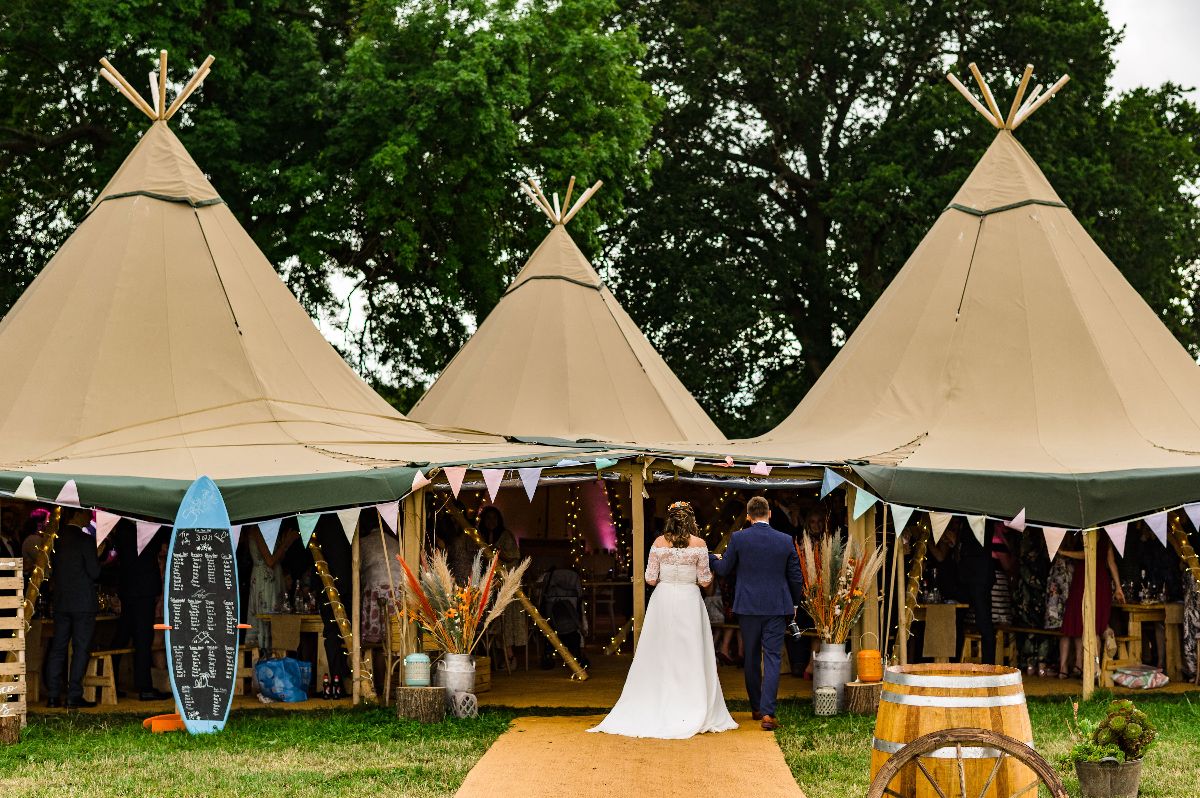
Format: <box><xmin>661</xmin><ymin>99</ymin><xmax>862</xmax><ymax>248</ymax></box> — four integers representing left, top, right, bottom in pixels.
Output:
<box><xmin>0</xmin><ymin>707</ymin><xmax>516</xmax><ymax>798</ymax></box>
<box><xmin>774</xmin><ymin>691</ymin><xmax>1200</xmax><ymax>797</ymax></box>
<box><xmin>4</xmin><ymin>694</ymin><xmax>1200</xmax><ymax>797</ymax></box>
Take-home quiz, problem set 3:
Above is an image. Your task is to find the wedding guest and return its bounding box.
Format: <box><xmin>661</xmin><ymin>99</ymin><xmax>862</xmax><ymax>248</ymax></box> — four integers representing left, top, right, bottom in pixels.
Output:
<box><xmin>21</xmin><ymin>508</ymin><xmax>51</xmax><ymax>578</ymax></box>
<box><xmin>110</xmin><ymin>519</ymin><xmax>171</xmax><ymax>700</ymax></box>
<box><xmin>1011</xmin><ymin>528</ymin><xmax>1051</xmax><ymax>676</ymax></box>
<box><xmin>246</xmin><ymin>524</ymin><xmax>295</xmax><ymax>652</ymax></box>
<box><xmin>44</xmin><ymin>508</ymin><xmax>100</xmax><ymax>708</ymax></box>
<box><xmin>315</xmin><ymin>516</ymin><xmax>353</xmax><ymax>685</ymax></box>
<box><xmin>359</xmin><ymin>513</ymin><xmax>401</xmax><ymax>646</ymax></box>
<box><xmin>1058</xmin><ymin>531</ymin><xmax>1125</xmax><ymax>679</ymax></box>
<box><xmin>479</xmin><ymin>506</ymin><xmax>526</xmax><ymax>670</ymax></box>
<box><xmin>955</xmin><ymin>517</ymin><xmax>996</xmax><ymax>664</ymax></box>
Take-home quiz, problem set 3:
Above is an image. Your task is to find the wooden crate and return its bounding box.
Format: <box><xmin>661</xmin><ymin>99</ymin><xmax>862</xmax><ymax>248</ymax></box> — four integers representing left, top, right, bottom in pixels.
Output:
<box><xmin>0</xmin><ymin>558</ymin><xmax>26</xmax><ymax>728</ymax></box>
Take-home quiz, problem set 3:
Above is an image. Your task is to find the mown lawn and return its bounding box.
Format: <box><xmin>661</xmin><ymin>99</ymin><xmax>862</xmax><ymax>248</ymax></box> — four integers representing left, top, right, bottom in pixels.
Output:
<box><xmin>3</xmin><ymin>692</ymin><xmax>1198</xmax><ymax>797</ymax></box>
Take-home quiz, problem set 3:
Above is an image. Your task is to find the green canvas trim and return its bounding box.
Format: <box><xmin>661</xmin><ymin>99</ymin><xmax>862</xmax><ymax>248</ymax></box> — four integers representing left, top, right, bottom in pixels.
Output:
<box><xmin>89</xmin><ymin>190</ymin><xmax>225</xmax><ymax>214</ymax></box>
<box><xmin>852</xmin><ymin>463</ymin><xmax>1200</xmax><ymax>528</ymax></box>
<box><xmin>945</xmin><ymin>198</ymin><xmax>1067</xmax><ymax>217</ymax></box>
<box><xmin>505</xmin><ymin>274</ymin><xmax>603</xmax><ymax>295</ymax></box>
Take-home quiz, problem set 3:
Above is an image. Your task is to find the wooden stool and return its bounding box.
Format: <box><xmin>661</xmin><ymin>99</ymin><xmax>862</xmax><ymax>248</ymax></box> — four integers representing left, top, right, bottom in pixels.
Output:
<box><xmin>960</xmin><ymin>632</ymin><xmax>982</xmax><ymax>664</ymax></box>
<box><xmin>83</xmin><ymin>648</ymin><xmax>133</xmax><ymax>705</ymax></box>
<box><xmin>234</xmin><ymin>644</ymin><xmax>258</xmax><ymax>695</ymax></box>
<box><xmin>1101</xmin><ymin>634</ymin><xmax>1138</xmax><ymax>687</ymax></box>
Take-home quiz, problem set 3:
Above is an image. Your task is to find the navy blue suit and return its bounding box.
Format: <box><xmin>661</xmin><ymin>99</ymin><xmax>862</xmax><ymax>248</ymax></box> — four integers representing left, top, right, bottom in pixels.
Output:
<box><xmin>712</xmin><ymin>522</ymin><xmax>804</xmax><ymax>716</ymax></box>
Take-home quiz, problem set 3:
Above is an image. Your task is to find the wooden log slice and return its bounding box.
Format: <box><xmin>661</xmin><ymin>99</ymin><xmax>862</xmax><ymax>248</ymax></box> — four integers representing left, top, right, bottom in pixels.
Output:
<box><xmin>396</xmin><ymin>686</ymin><xmax>447</xmax><ymax>723</ymax></box>
<box><xmin>845</xmin><ymin>680</ymin><xmax>882</xmax><ymax>715</ymax></box>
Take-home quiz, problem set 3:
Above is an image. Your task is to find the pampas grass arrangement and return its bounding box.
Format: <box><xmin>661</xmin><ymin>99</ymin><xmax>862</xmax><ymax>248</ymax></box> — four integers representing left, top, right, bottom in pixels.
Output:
<box><xmin>396</xmin><ymin>549</ymin><xmax>530</xmax><ymax>655</ymax></box>
<box><xmin>796</xmin><ymin>531</ymin><xmax>886</xmax><ymax>644</ymax></box>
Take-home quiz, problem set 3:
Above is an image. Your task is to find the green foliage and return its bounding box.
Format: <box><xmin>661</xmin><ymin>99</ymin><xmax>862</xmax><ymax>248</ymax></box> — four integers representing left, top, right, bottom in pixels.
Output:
<box><xmin>1065</xmin><ymin>697</ymin><xmax>1157</xmax><ymax>765</ymax></box>
<box><xmin>615</xmin><ymin>0</ymin><xmax>1200</xmax><ymax>435</ymax></box>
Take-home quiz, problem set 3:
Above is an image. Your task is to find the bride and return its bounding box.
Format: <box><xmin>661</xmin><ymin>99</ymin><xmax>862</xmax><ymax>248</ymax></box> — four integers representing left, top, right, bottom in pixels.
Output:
<box><xmin>588</xmin><ymin>501</ymin><xmax>738</xmax><ymax>738</ymax></box>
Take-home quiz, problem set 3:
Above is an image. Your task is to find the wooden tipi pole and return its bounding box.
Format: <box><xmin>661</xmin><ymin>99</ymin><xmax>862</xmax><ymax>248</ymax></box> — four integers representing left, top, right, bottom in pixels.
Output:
<box><xmin>1082</xmin><ymin>529</ymin><xmax>1098</xmax><ymax>699</ymax></box>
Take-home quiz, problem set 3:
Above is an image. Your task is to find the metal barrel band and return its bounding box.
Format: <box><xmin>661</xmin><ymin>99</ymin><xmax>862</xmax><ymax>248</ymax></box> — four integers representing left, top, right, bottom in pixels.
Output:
<box><xmin>880</xmin><ymin>690</ymin><xmax>1026</xmax><ymax>708</ymax></box>
<box><xmin>873</xmin><ymin>736</ymin><xmax>1035</xmax><ymax>759</ymax></box>
<box><xmin>884</xmin><ymin>668</ymin><xmax>1023</xmax><ymax>689</ymax></box>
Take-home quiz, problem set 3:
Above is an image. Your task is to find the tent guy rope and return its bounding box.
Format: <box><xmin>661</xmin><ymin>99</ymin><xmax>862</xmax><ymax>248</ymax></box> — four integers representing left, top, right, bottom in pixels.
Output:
<box><xmin>100</xmin><ymin>50</ymin><xmax>215</xmax><ymax>122</ymax></box>
<box><xmin>947</xmin><ymin>63</ymin><xmax>1069</xmax><ymax>130</ymax></box>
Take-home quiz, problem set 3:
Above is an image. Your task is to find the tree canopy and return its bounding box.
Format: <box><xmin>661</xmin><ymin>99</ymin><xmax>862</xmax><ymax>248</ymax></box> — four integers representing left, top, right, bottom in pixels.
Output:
<box><xmin>2</xmin><ymin>0</ymin><xmax>1197</xmax><ymax>437</ymax></box>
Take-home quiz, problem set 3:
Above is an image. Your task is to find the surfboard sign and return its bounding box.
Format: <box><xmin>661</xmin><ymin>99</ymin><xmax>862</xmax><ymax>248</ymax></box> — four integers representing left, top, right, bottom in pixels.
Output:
<box><xmin>163</xmin><ymin>476</ymin><xmax>239</xmax><ymax>734</ymax></box>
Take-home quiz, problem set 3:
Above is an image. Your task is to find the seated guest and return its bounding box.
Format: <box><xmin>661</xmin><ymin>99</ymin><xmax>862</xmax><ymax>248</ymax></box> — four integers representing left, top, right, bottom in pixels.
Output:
<box><xmin>45</xmin><ymin>508</ymin><xmax>100</xmax><ymax>708</ymax></box>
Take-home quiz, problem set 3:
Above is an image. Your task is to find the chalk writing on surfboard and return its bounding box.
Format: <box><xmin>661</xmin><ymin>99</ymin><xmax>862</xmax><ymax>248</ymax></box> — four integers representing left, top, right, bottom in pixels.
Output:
<box><xmin>167</xmin><ymin>527</ymin><xmax>238</xmax><ymax>723</ymax></box>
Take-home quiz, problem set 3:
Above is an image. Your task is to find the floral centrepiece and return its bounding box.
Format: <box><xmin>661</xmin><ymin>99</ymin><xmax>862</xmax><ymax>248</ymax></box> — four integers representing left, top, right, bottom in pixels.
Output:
<box><xmin>795</xmin><ymin>531</ymin><xmax>886</xmax><ymax>644</ymax></box>
<box><xmin>396</xmin><ymin>548</ymin><xmax>530</xmax><ymax>655</ymax></box>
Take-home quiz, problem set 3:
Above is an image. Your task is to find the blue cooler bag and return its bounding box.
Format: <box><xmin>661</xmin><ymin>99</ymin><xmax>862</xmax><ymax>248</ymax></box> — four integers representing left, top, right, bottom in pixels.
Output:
<box><xmin>254</xmin><ymin>657</ymin><xmax>313</xmax><ymax>702</ymax></box>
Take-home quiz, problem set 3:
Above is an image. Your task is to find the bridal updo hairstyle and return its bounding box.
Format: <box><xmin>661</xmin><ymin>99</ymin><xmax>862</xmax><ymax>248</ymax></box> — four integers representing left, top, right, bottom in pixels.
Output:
<box><xmin>664</xmin><ymin>501</ymin><xmax>699</xmax><ymax>548</ymax></box>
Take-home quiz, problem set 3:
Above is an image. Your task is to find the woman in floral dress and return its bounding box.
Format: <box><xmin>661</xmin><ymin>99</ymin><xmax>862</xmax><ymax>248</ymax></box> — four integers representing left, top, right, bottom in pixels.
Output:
<box><xmin>479</xmin><ymin>507</ymin><xmax>527</xmax><ymax>669</ymax></box>
<box><xmin>1011</xmin><ymin>528</ymin><xmax>1050</xmax><ymax>675</ymax></box>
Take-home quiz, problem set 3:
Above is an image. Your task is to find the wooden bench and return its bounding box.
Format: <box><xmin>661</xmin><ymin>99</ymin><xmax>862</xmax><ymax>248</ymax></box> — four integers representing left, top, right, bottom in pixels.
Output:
<box><xmin>83</xmin><ymin>648</ymin><xmax>133</xmax><ymax>705</ymax></box>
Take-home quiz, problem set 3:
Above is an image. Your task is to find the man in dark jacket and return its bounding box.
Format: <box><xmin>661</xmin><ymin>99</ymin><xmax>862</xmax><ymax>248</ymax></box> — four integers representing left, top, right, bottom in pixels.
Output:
<box><xmin>45</xmin><ymin>508</ymin><xmax>101</xmax><ymax>708</ymax></box>
<box><xmin>711</xmin><ymin>496</ymin><xmax>805</xmax><ymax>731</ymax></box>
<box><xmin>110</xmin><ymin>520</ymin><xmax>171</xmax><ymax>700</ymax></box>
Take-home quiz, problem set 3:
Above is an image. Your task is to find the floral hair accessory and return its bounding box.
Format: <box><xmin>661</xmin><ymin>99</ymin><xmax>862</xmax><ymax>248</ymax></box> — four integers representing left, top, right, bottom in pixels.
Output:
<box><xmin>667</xmin><ymin>501</ymin><xmax>692</xmax><ymax>512</ymax></box>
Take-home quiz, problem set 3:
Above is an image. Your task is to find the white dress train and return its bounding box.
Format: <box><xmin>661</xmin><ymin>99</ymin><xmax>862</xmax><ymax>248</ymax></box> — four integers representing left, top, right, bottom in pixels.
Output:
<box><xmin>588</xmin><ymin>545</ymin><xmax>738</xmax><ymax>739</ymax></box>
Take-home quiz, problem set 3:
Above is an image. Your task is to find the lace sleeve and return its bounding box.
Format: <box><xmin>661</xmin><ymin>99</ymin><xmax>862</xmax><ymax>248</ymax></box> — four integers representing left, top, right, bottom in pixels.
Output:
<box><xmin>696</xmin><ymin>547</ymin><xmax>713</xmax><ymax>587</ymax></box>
<box><xmin>645</xmin><ymin>548</ymin><xmax>661</xmax><ymax>584</ymax></box>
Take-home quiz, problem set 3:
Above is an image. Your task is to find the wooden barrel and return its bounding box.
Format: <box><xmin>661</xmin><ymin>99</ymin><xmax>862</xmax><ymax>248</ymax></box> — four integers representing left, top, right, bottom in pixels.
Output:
<box><xmin>871</xmin><ymin>664</ymin><xmax>1035</xmax><ymax>798</ymax></box>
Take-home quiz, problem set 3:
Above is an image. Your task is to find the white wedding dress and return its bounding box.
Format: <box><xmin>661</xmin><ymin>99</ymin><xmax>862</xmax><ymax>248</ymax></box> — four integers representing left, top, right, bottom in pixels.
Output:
<box><xmin>588</xmin><ymin>545</ymin><xmax>738</xmax><ymax>738</ymax></box>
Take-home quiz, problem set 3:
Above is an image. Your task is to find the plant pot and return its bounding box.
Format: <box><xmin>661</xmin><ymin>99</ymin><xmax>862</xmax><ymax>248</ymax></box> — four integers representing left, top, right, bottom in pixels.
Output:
<box><xmin>1075</xmin><ymin>758</ymin><xmax>1143</xmax><ymax>798</ymax></box>
<box><xmin>434</xmin><ymin>653</ymin><xmax>476</xmax><ymax>696</ymax></box>
<box><xmin>812</xmin><ymin>641</ymin><xmax>852</xmax><ymax>712</ymax></box>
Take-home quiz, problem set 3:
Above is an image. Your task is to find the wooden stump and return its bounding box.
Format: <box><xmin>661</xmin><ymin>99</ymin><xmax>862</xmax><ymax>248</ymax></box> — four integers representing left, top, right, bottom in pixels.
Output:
<box><xmin>845</xmin><ymin>680</ymin><xmax>882</xmax><ymax>715</ymax></box>
<box><xmin>0</xmin><ymin>714</ymin><xmax>20</xmax><ymax>745</ymax></box>
<box><xmin>396</xmin><ymin>686</ymin><xmax>446</xmax><ymax>723</ymax></box>
<box><xmin>474</xmin><ymin>656</ymin><xmax>491</xmax><ymax>694</ymax></box>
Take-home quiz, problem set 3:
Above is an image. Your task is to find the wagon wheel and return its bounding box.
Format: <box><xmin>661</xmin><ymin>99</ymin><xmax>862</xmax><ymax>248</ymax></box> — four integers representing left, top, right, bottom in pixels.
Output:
<box><xmin>865</xmin><ymin>729</ymin><xmax>1067</xmax><ymax>798</ymax></box>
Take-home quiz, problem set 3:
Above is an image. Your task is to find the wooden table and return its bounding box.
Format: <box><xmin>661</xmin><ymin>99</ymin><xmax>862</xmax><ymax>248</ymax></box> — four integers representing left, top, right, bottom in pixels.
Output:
<box><xmin>256</xmin><ymin>613</ymin><xmax>328</xmax><ymax>683</ymax></box>
<box><xmin>911</xmin><ymin>603</ymin><xmax>968</xmax><ymax>663</ymax></box>
<box><xmin>1113</xmin><ymin>602</ymin><xmax>1183</xmax><ymax>682</ymax></box>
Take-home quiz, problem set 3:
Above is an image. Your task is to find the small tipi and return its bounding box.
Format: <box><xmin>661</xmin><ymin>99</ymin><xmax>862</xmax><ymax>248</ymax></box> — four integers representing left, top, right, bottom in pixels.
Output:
<box><xmin>738</xmin><ymin>65</ymin><xmax>1200</xmax><ymax>526</ymax></box>
<box><xmin>0</xmin><ymin>52</ymin><xmax>559</xmax><ymax>519</ymax></box>
<box><xmin>409</xmin><ymin>178</ymin><xmax>724</xmax><ymax>444</ymax></box>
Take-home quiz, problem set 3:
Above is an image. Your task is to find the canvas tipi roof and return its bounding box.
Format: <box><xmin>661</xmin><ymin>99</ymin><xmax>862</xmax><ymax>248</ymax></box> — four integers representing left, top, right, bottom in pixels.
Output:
<box><xmin>735</xmin><ymin>65</ymin><xmax>1200</xmax><ymax>526</ymax></box>
<box><xmin>0</xmin><ymin>53</ymin><xmax>573</xmax><ymax>520</ymax></box>
<box><xmin>409</xmin><ymin>178</ymin><xmax>724</xmax><ymax>444</ymax></box>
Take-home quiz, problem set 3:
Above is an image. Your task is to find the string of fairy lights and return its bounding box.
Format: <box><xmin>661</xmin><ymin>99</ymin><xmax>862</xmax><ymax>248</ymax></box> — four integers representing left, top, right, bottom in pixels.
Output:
<box><xmin>565</xmin><ymin>483</ymin><xmax>585</xmax><ymax>570</ymax></box>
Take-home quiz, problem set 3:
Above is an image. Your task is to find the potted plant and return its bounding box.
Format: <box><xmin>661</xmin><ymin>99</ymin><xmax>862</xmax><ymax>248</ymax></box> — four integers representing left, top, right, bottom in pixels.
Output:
<box><xmin>396</xmin><ymin>549</ymin><xmax>529</xmax><ymax>715</ymax></box>
<box><xmin>1065</xmin><ymin>699</ymin><xmax>1156</xmax><ymax>798</ymax></box>
<box><xmin>795</xmin><ymin>532</ymin><xmax>886</xmax><ymax>709</ymax></box>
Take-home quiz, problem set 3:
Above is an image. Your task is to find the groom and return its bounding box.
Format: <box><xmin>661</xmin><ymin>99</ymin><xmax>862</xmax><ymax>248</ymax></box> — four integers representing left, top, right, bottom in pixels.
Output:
<box><xmin>711</xmin><ymin>496</ymin><xmax>804</xmax><ymax>731</ymax></box>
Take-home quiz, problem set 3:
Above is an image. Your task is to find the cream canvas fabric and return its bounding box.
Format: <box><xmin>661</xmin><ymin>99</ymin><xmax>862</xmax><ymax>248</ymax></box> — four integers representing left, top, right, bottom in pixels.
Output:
<box><xmin>0</xmin><ymin>122</ymin><xmax>559</xmax><ymax>483</ymax></box>
<box><xmin>410</xmin><ymin>224</ymin><xmax>724</xmax><ymax>444</ymax></box>
<box><xmin>733</xmin><ymin>130</ymin><xmax>1200</xmax><ymax>476</ymax></box>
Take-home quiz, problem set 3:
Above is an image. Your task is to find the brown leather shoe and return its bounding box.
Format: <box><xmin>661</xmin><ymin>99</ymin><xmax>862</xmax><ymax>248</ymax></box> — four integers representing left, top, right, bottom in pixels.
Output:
<box><xmin>760</xmin><ymin>715</ymin><xmax>778</xmax><ymax>731</ymax></box>
<box><xmin>751</xmin><ymin>711</ymin><xmax>763</xmax><ymax>721</ymax></box>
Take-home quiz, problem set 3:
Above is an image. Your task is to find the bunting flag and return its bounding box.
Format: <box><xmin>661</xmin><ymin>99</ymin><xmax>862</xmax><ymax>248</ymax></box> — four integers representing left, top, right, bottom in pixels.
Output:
<box><xmin>890</xmin><ymin>504</ymin><xmax>916</xmax><ymax>534</ymax></box>
<box><xmin>819</xmin><ymin>468</ymin><xmax>846</xmax><ymax>499</ymax></box>
<box><xmin>595</xmin><ymin>458</ymin><xmax>618</xmax><ymax>470</ymax></box>
<box><xmin>481</xmin><ymin>469</ymin><xmax>505</xmax><ymax>502</ymax></box>
<box><xmin>13</xmin><ymin>476</ymin><xmax>36</xmax><ymax>501</ymax></box>
<box><xmin>337</xmin><ymin>508</ymin><xmax>360</xmax><ymax>543</ymax></box>
<box><xmin>230</xmin><ymin>525</ymin><xmax>243</xmax><ymax>551</ymax></box>
<box><xmin>1043</xmin><ymin>527</ymin><xmax>1068</xmax><ymax>560</ymax></box>
<box><xmin>1145</xmin><ymin>512</ymin><xmax>1168</xmax><ymax>546</ymax></box>
<box><xmin>259</xmin><ymin>518</ymin><xmax>283</xmax><ymax>553</ymax></box>
<box><xmin>94</xmin><ymin>511</ymin><xmax>121</xmax><ymax>548</ymax></box>
<box><xmin>444</xmin><ymin>466</ymin><xmax>468</xmax><ymax>498</ymax></box>
<box><xmin>297</xmin><ymin>513</ymin><xmax>320</xmax><ymax>547</ymax></box>
<box><xmin>55</xmin><ymin>479</ymin><xmax>81</xmax><ymax>507</ymax></box>
<box><xmin>1185</xmin><ymin>504</ymin><xmax>1200</xmax><ymax>532</ymax></box>
<box><xmin>670</xmin><ymin>456</ymin><xmax>696</xmax><ymax>473</ymax></box>
<box><xmin>375</xmin><ymin>501</ymin><xmax>400</xmax><ymax>535</ymax></box>
<box><xmin>967</xmin><ymin>515</ymin><xmax>987</xmax><ymax>546</ymax></box>
<box><xmin>929</xmin><ymin>512</ymin><xmax>953</xmax><ymax>543</ymax></box>
<box><xmin>135</xmin><ymin>520</ymin><xmax>161</xmax><ymax>555</ymax></box>
<box><xmin>411</xmin><ymin>470</ymin><xmax>431</xmax><ymax>492</ymax></box>
<box><xmin>851</xmin><ymin>487</ymin><xmax>877</xmax><ymax>520</ymax></box>
<box><xmin>1104</xmin><ymin>522</ymin><xmax>1129</xmax><ymax>556</ymax></box>
<box><xmin>518</xmin><ymin>468</ymin><xmax>542</xmax><ymax>502</ymax></box>
<box><xmin>555</xmin><ymin>459</ymin><xmax>583</xmax><ymax>467</ymax></box>
<box><xmin>750</xmin><ymin>461</ymin><xmax>773</xmax><ymax>476</ymax></box>
<box><xmin>1005</xmin><ymin>508</ymin><xmax>1027</xmax><ymax>532</ymax></box>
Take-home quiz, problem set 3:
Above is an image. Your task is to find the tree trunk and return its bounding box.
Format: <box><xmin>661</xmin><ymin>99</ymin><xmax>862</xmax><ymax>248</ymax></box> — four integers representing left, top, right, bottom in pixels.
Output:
<box><xmin>396</xmin><ymin>686</ymin><xmax>446</xmax><ymax>723</ymax></box>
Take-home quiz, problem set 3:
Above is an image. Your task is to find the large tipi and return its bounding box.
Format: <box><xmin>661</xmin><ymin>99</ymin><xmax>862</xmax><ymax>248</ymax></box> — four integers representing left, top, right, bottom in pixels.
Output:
<box><xmin>0</xmin><ymin>53</ymin><xmax>564</xmax><ymax>520</ymax></box>
<box><xmin>409</xmin><ymin>178</ymin><xmax>724</xmax><ymax>444</ymax></box>
<box><xmin>737</xmin><ymin>65</ymin><xmax>1200</xmax><ymax>527</ymax></box>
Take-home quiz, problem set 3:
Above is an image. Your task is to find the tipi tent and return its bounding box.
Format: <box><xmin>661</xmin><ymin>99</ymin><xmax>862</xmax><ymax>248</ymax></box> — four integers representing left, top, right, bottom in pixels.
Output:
<box><xmin>733</xmin><ymin>65</ymin><xmax>1200</xmax><ymax>527</ymax></box>
<box><xmin>409</xmin><ymin>178</ymin><xmax>724</xmax><ymax>445</ymax></box>
<box><xmin>0</xmin><ymin>53</ymin><xmax>573</xmax><ymax>521</ymax></box>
